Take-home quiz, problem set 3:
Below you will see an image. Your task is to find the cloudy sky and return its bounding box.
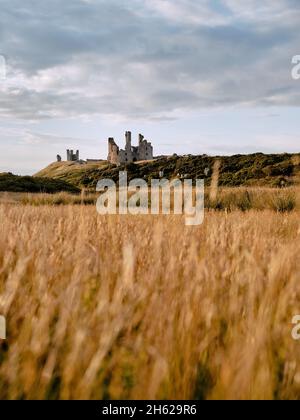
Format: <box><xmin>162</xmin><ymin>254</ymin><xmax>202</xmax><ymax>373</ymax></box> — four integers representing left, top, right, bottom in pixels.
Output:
<box><xmin>0</xmin><ymin>0</ymin><xmax>300</xmax><ymax>174</ymax></box>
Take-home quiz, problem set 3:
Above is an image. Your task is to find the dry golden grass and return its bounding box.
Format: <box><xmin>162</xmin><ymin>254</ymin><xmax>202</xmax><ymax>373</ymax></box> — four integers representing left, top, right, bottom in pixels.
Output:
<box><xmin>0</xmin><ymin>202</ymin><xmax>300</xmax><ymax>400</ymax></box>
<box><xmin>1</xmin><ymin>187</ymin><xmax>300</xmax><ymax>212</ymax></box>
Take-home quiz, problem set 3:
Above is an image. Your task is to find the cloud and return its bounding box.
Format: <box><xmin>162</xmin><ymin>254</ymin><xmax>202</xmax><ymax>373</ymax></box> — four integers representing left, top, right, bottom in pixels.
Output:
<box><xmin>141</xmin><ymin>0</ymin><xmax>233</xmax><ymax>25</ymax></box>
<box><xmin>0</xmin><ymin>125</ymin><xmax>96</xmax><ymax>146</ymax></box>
<box><xmin>0</xmin><ymin>0</ymin><xmax>299</xmax><ymax>122</ymax></box>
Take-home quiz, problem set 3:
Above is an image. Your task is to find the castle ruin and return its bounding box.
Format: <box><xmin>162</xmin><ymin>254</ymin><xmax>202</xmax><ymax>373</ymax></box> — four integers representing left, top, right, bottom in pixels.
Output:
<box><xmin>56</xmin><ymin>132</ymin><xmax>154</xmax><ymax>165</ymax></box>
<box><xmin>108</xmin><ymin>132</ymin><xmax>153</xmax><ymax>165</ymax></box>
<box><xmin>66</xmin><ymin>149</ymin><xmax>79</xmax><ymax>162</ymax></box>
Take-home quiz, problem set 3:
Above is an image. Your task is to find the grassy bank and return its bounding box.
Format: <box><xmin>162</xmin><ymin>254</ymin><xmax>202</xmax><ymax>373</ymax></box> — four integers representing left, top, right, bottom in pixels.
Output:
<box><xmin>1</xmin><ymin>187</ymin><xmax>300</xmax><ymax>212</ymax></box>
<box><xmin>35</xmin><ymin>153</ymin><xmax>300</xmax><ymax>189</ymax></box>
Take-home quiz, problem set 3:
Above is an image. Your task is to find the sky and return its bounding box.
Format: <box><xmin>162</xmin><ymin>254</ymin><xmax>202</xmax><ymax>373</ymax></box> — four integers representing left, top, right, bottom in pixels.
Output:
<box><xmin>0</xmin><ymin>0</ymin><xmax>300</xmax><ymax>175</ymax></box>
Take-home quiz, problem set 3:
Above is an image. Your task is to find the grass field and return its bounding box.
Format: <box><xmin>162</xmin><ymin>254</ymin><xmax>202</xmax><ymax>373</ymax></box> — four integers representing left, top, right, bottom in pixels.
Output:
<box><xmin>0</xmin><ymin>193</ymin><xmax>300</xmax><ymax>400</ymax></box>
<box><xmin>1</xmin><ymin>186</ymin><xmax>300</xmax><ymax>212</ymax></box>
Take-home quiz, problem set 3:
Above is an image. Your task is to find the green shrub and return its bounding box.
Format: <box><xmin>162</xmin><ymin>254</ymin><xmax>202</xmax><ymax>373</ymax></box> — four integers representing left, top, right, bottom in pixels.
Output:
<box><xmin>272</xmin><ymin>195</ymin><xmax>296</xmax><ymax>212</ymax></box>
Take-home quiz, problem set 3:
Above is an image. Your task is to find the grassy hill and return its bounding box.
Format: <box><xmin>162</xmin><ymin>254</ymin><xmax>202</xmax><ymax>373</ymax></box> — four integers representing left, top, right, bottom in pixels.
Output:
<box><xmin>0</xmin><ymin>172</ymin><xmax>80</xmax><ymax>194</ymax></box>
<box><xmin>35</xmin><ymin>161</ymin><xmax>108</xmax><ymax>187</ymax></box>
<box><xmin>35</xmin><ymin>153</ymin><xmax>300</xmax><ymax>190</ymax></box>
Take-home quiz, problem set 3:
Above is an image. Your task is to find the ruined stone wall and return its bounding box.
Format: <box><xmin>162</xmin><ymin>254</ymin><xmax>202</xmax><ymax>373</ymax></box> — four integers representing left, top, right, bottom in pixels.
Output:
<box><xmin>138</xmin><ymin>140</ymin><xmax>153</xmax><ymax>161</ymax></box>
<box><xmin>57</xmin><ymin>132</ymin><xmax>153</xmax><ymax>166</ymax></box>
<box><xmin>107</xmin><ymin>132</ymin><xmax>154</xmax><ymax>165</ymax></box>
<box><xmin>66</xmin><ymin>149</ymin><xmax>80</xmax><ymax>162</ymax></box>
<box><xmin>107</xmin><ymin>138</ymin><xmax>119</xmax><ymax>165</ymax></box>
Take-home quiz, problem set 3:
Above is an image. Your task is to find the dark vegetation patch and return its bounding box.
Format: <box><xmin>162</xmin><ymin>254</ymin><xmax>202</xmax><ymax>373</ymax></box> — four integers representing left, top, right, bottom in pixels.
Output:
<box><xmin>67</xmin><ymin>153</ymin><xmax>300</xmax><ymax>189</ymax></box>
<box><xmin>0</xmin><ymin>173</ymin><xmax>80</xmax><ymax>194</ymax></box>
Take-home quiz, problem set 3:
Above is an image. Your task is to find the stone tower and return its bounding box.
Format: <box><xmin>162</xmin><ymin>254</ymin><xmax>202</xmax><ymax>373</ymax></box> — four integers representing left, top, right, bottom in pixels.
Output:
<box><xmin>66</xmin><ymin>149</ymin><xmax>80</xmax><ymax>162</ymax></box>
<box><xmin>107</xmin><ymin>131</ymin><xmax>154</xmax><ymax>165</ymax></box>
<box><xmin>125</xmin><ymin>131</ymin><xmax>132</xmax><ymax>151</ymax></box>
<box><xmin>107</xmin><ymin>138</ymin><xmax>119</xmax><ymax>165</ymax></box>
<box><xmin>125</xmin><ymin>131</ymin><xmax>133</xmax><ymax>162</ymax></box>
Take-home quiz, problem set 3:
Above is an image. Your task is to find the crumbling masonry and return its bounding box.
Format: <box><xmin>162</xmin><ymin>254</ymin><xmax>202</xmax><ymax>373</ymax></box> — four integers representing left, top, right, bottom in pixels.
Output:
<box><xmin>57</xmin><ymin>132</ymin><xmax>153</xmax><ymax>165</ymax></box>
<box><xmin>66</xmin><ymin>149</ymin><xmax>79</xmax><ymax>162</ymax></box>
<box><xmin>108</xmin><ymin>131</ymin><xmax>153</xmax><ymax>165</ymax></box>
